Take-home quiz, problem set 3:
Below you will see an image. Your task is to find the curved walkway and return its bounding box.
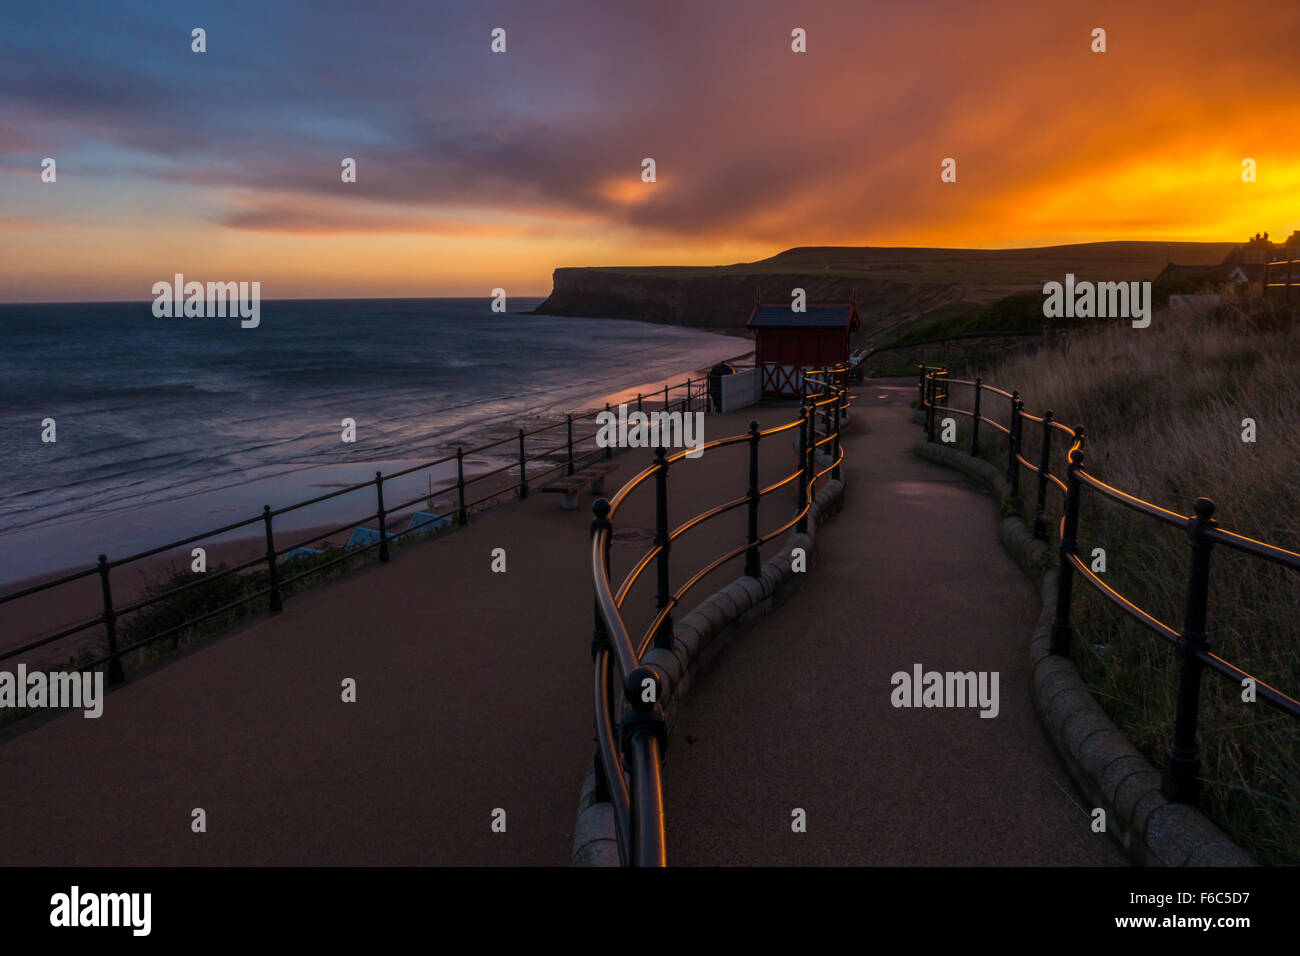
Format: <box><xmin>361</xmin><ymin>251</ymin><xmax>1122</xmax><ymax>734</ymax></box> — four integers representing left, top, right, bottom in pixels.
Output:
<box><xmin>0</xmin><ymin>406</ymin><xmax>808</xmax><ymax>866</ymax></box>
<box><xmin>660</xmin><ymin>385</ymin><xmax>1127</xmax><ymax>865</ymax></box>
<box><xmin>0</xmin><ymin>387</ymin><xmax>1126</xmax><ymax>866</ymax></box>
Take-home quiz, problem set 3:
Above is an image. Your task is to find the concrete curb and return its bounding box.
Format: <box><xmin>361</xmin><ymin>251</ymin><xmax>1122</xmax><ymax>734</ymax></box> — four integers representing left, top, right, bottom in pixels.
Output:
<box><xmin>912</xmin><ymin>436</ymin><xmax>1254</xmax><ymax>866</ymax></box>
<box><xmin>570</xmin><ymin>465</ymin><xmax>847</xmax><ymax>866</ymax></box>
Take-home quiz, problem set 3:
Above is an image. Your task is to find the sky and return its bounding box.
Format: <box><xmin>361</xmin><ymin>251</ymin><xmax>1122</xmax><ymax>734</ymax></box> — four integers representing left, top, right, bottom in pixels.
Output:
<box><xmin>2</xmin><ymin>0</ymin><xmax>1298</xmax><ymax>301</ymax></box>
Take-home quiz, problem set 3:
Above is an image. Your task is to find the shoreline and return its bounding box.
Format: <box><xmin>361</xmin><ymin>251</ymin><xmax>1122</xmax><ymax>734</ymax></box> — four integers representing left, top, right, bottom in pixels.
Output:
<box><xmin>1</xmin><ymin>325</ymin><xmax>752</xmax><ymax>588</ymax></box>
<box><xmin>0</xmin><ymin>346</ymin><xmax>753</xmax><ymax>662</ymax></box>
<box><xmin>0</xmin><ymin>441</ymin><xmax>590</xmax><ymax>666</ymax></box>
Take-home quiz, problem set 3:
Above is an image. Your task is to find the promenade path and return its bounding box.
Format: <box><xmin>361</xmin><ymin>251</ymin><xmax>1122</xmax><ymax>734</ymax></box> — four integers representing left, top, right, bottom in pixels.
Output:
<box><xmin>0</xmin><ymin>384</ymin><xmax>1124</xmax><ymax>865</ymax></box>
<box><xmin>661</xmin><ymin>384</ymin><xmax>1126</xmax><ymax>865</ymax></box>
<box><xmin>0</xmin><ymin>405</ymin><xmax>809</xmax><ymax>866</ymax></box>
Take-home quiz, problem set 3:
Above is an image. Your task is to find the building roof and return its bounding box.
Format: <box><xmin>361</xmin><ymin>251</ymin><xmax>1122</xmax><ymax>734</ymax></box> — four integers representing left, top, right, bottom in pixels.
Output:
<box><xmin>1228</xmin><ymin>263</ymin><xmax>1267</xmax><ymax>282</ymax></box>
<box><xmin>1157</xmin><ymin>263</ymin><xmax>1228</xmax><ymax>282</ymax></box>
<box><xmin>747</xmin><ymin>301</ymin><xmax>860</xmax><ymax>330</ymax></box>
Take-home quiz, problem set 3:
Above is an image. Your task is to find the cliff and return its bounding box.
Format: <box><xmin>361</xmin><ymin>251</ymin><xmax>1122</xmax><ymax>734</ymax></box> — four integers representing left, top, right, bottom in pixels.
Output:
<box><xmin>534</xmin><ymin>268</ymin><xmax>940</xmax><ymax>331</ymax></box>
<box><xmin>533</xmin><ymin>242</ymin><xmax>1238</xmax><ymax>335</ymax></box>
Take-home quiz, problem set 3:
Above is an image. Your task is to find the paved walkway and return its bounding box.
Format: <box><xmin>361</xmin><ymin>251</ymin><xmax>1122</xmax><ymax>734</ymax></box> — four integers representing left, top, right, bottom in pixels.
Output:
<box><xmin>660</xmin><ymin>384</ymin><xmax>1127</xmax><ymax>865</ymax></box>
<box><xmin>0</xmin><ymin>387</ymin><xmax>1125</xmax><ymax>865</ymax></box>
<box><xmin>0</xmin><ymin>406</ymin><xmax>805</xmax><ymax>866</ymax></box>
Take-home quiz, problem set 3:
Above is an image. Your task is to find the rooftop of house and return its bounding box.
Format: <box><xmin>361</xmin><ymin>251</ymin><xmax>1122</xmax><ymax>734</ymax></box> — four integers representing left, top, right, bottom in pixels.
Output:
<box><xmin>1158</xmin><ymin>263</ymin><xmax>1225</xmax><ymax>278</ymax></box>
<box><xmin>747</xmin><ymin>301</ymin><xmax>861</xmax><ymax>330</ymax></box>
<box><xmin>1228</xmin><ymin>263</ymin><xmax>1267</xmax><ymax>281</ymax></box>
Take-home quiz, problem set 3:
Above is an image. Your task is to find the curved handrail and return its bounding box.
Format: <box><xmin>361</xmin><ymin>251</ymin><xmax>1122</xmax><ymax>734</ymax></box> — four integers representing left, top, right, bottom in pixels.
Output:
<box><xmin>1074</xmin><ymin>469</ymin><xmax>1187</xmax><ymax>528</ymax></box>
<box><xmin>1205</xmin><ymin>527</ymin><xmax>1300</xmax><ymax>571</ymax></box>
<box><xmin>918</xmin><ymin>365</ymin><xmax>1300</xmax><ymax>777</ymax></box>
<box><xmin>1067</xmin><ymin>552</ymin><xmax>1181</xmax><ymax>644</ymax></box>
<box><xmin>588</xmin><ymin>365</ymin><xmax>852</xmax><ymax>866</ymax></box>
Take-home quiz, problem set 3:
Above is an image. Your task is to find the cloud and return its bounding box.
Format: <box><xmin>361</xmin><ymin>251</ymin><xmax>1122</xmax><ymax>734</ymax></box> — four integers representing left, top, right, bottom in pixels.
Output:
<box><xmin>2</xmin><ymin>0</ymin><xmax>1299</xmax><ymax>298</ymax></box>
<box><xmin>217</xmin><ymin>197</ymin><xmax>563</xmax><ymax>238</ymax></box>
<box><xmin>0</xmin><ymin>217</ymin><xmax>55</xmax><ymax>231</ymax></box>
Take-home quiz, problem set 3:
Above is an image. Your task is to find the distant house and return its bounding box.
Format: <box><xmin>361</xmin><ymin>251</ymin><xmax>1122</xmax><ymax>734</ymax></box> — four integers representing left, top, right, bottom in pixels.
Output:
<box><xmin>1227</xmin><ymin>263</ymin><xmax>1266</xmax><ymax>285</ymax></box>
<box><xmin>747</xmin><ymin>297</ymin><xmax>860</xmax><ymax>398</ymax></box>
<box><xmin>1155</xmin><ymin>263</ymin><xmax>1225</xmax><ymax>283</ymax></box>
<box><xmin>1158</xmin><ymin>230</ymin><xmax>1290</xmax><ymax>292</ymax></box>
<box><xmin>1222</xmin><ymin>233</ymin><xmax>1276</xmax><ymax>267</ymax></box>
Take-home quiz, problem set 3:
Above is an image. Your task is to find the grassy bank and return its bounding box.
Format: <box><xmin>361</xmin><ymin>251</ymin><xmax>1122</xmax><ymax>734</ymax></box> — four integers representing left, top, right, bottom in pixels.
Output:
<box><xmin>947</xmin><ymin>295</ymin><xmax>1300</xmax><ymax>863</ymax></box>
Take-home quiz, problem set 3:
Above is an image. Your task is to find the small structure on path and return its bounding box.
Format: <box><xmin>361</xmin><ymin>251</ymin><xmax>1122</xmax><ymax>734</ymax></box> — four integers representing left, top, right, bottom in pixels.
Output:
<box><xmin>747</xmin><ymin>295</ymin><xmax>860</xmax><ymax>398</ymax></box>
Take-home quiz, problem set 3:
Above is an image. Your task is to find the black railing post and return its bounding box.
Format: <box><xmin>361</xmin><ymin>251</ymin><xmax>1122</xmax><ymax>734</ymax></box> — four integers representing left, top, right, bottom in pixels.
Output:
<box><xmin>1163</xmin><ymin>497</ymin><xmax>1216</xmax><ymax>805</ymax></box>
<box><xmin>1006</xmin><ymin>390</ymin><xmax>1020</xmax><ymax>485</ymax></box>
<box><xmin>637</xmin><ymin>392</ymin><xmax>643</xmax><ymax>414</ymax></box>
<box><xmin>605</xmin><ymin>404</ymin><xmax>613</xmax><ymax>460</ymax></box>
<box><xmin>567</xmin><ymin>414</ymin><xmax>575</xmax><ymax>476</ymax></box>
<box><xmin>456</xmin><ymin>447</ymin><xmax>467</xmax><ymax>525</ymax></box>
<box><xmin>1032</xmin><ymin>411</ymin><xmax>1054</xmax><ymax>539</ymax></box>
<box><xmin>745</xmin><ymin>420</ymin><xmax>761</xmax><ymax>578</ymax></box>
<box><xmin>652</xmin><ymin>446</ymin><xmax>673</xmax><ymax>649</ymax></box>
<box><xmin>663</xmin><ymin>384</ymin><xmax>669</xmax><ymax>412</ymax></box>
<box><xmin>926</xmin><ymin>375</ymin><xmax>937</xmax><ymax>442</ymax></box>
<box><xmin>518</xmin><ymin>428</ymin><xmax>528</xmax><ymax>499</ymax></box>
<box><xmin>262</xmin><ymin>505</ymin><xmax>282</xmax><ymax>612</ymax></box>
<box><xmin>971</xmin><ymin>378</ymin><xmax>982</xmax><ymax>458</ymax></box>
<box><xmin>1009</xmin><ymin>393</ymin><xmax>1023</xmax><ymax>499</ymax></box>
<box><xmin>620</xmin><ymin>668</ymin><xmax>668</xmax><ymax>866</ymax></box>
<box><xmin>923</xmin><ymin>373</ymin><xmax>930</xmax><ymax>437</ymax></box>
<box><xmin>831</xmin><ymin>386</ymin><xmax>842</xmax><ymax>481</ymax></box>
<box><xmin>797</xmin><ymin>403</ymin><xmax>811</xmax><ymax>534</ymax></box>
<box><xmin>918</xmin><ymin>364</ymin><xmax>926</xmax><ymax>407</ymax></box>
<box><xmin>375</xmin><ymin>471</ymin><xmax>390</xmax><ymax>562</ymax></box>
<box><xmin>97</xmin><ymin>555</ymin><xmax>125</xmax><ymax>685</ymax></box>
<box><xmin>1050</xmin><ymin>428</ymin><xmax>1085</xmax><ymax>656</ymax></box>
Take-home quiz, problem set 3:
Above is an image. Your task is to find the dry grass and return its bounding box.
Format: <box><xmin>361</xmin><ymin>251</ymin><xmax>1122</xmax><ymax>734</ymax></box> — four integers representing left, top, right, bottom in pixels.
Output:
<box><xmin>961</xmin><ymin>296</ymin><xmax>1300</xmax><ymax>863</ymax></box>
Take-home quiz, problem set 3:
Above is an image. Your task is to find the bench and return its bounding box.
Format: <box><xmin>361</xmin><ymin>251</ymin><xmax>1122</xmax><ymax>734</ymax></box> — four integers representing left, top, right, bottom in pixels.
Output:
<box><xmin>542</xmin><ymin>461</ymin><xmax>621</xmax><ymax>509</ymax></box>
<box><xmin>579</xmin><ymin>460</ymin><xmax>621</xmax><ymax>493</ymax></box>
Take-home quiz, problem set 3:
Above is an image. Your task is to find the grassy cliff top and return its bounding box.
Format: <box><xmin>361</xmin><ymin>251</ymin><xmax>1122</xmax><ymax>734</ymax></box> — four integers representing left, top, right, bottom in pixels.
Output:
<box><xmin>558</xmin><ymin>240</ymin><xmax>1239</xmax><ymax>286</ymax></box>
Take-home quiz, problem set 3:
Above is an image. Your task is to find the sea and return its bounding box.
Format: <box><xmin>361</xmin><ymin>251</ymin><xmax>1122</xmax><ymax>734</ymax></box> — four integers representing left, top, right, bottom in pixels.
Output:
<box><xmin>0</xmin><ymin>298</ymin><xmax>750</xmax><ymax>584</ymax></box>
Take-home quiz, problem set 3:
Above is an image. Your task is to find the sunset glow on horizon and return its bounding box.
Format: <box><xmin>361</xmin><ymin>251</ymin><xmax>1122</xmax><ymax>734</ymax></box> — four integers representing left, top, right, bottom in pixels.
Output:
<box><xmin>2</xmin><ymin>0</ymin><xmax>1298</xmax><ymax>301</ymax></box>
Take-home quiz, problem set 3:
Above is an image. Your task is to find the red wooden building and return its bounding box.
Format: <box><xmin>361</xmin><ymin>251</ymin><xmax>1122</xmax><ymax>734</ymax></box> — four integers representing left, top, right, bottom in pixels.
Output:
<box><xmin>746</xmin><ymin>297</ymin><xmax>861</xmax><ymax>398</ymax></box>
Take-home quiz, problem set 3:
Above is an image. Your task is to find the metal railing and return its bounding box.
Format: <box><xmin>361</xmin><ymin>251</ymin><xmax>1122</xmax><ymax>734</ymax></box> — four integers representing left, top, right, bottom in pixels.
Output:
<box><xmin>1263</xmin><ymin>256</ymin><xmax>1299</xmax><ymax>300</ymax></box>
<box><xmin>0</xmin><ymin>375</ymin><xmax>716</xmax><ymax>681</ymax></box>
<box><xmin>588</xmin><ymin>365</ymin><xmax>851</xmax><ymax>866</ymax></box>
<box><xmin>919</xmin><ymin>365</ymin><xmax>1300</xmax><ymax>806</ymax></box>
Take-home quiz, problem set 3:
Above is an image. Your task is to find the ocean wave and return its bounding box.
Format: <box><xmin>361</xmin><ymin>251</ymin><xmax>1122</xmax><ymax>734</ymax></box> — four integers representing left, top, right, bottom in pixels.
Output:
<box><xmin>0</xmin><ymin>301</ymin><xmax>742</xmax><ymax>550</ymax></box>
